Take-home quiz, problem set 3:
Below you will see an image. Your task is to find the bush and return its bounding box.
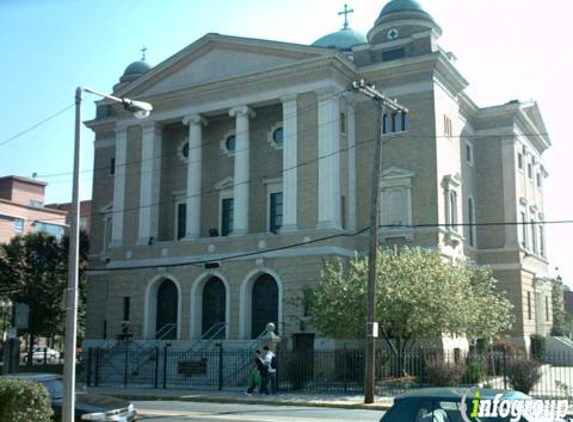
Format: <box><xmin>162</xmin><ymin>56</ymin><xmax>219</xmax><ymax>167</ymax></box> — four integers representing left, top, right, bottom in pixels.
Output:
<box><xmin>424</xmin><ymin>358</ymin><xmax>465</xmax><ymax>386</ymax></box>
<box><xmin>0</xmin><ymin>377</ymin><xmax>53</xmax><ymax>422</ymax></box>
<box><xmin>530</xmin><ymin>335</ymin><xmax>546</xmax><ymax>360</ymax></box>
<box><xmin>506</xmin><ymin>359</ymin><xmax>542</xmax><ymax>394</ymax></box>
<box><xmin>464</xmin><ymin>359</ymin><xmax>487</xmax><ymax>384</ymax></box>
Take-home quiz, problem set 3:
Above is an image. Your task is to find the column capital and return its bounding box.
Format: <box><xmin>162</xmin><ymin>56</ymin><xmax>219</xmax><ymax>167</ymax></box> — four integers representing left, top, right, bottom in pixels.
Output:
<box><xmin>141</xmin><ymin>121</ymin><xmax>163</xmax><ymax>135</ymax></box>
<box><xmin>316</xmin><ymin>87</ymin><xmax>339</xmax><ymax>100</ymax></box>
<box><xmin>280</xmin><ymin>94</ymin><xmax>298</xmax><ymax>104</ymax></box>
<box><xmin>183</xmin><ymin>114</ymin><xmax>208</xmax><ymax>127</ymax></box>
<box><xmin>229</xmin><ymin>105</ymin><xmax>256</xmax><ymax>119</ymax></box>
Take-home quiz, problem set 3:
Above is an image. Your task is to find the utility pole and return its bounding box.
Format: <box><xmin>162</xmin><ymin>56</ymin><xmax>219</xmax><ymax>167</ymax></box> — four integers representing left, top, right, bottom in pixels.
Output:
<box><xmin>349</xmin><ymin>80</ymin><xmax>408</xmax><ymax>404</ymax></box>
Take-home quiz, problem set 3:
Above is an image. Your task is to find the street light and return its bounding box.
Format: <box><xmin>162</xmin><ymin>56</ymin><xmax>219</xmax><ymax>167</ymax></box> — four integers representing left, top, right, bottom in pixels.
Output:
<box><xmin>62</xmin><ymin>86</ymin><xmax>152</xmax><ymax>422</ymax></box>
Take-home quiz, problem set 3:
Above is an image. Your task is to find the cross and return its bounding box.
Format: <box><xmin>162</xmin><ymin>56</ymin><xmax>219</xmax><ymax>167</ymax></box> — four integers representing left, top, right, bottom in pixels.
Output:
<box><xmin>338</xmin><ymin>4</ymin><xmax>354</xmax><ymax>29</ymax></box>
<box><xmin>141</xmin><ymin>46</ymin><xmax>148</xmax><ymax>61</ymax></box>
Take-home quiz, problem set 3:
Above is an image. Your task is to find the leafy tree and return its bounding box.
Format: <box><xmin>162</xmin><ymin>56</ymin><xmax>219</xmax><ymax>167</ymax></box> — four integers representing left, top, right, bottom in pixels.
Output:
<box><xmin>0</xmin><ymin>231</ymin><xmax>89</xmax><ymax>351</ymax></box>
<box><xmin>308</xmin><ymin>246</ymin><xmax>514</xmax><ymax>371</ymax></box>
<box><xmin>551</xmin><ymin>280</ymin><xmax>573</xmax><ymax>337</ymax></box>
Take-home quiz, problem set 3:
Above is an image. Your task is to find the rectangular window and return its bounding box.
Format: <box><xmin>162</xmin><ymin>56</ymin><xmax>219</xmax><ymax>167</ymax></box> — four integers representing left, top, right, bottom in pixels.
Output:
<box><xmin>539</xmin><ymin>224</ymin><xmax>545</xmax><ymax>257</ymax></box>
<box><xmin>340</xmin><ymin>196</ymin><xmax>346</xmax><ymax>230</ymax></box>
<box><xmin>520</xmin><ymin>211</ymin><xmax>527</xmax><ymax>248</ymax></box>
<box><xmin>444</xmin><ymin>115</ymin><xmax>453</xmax><ymax>137</ymax></box>
<box><xmin>177</xmin><ymin>203</ymin><xmax>186</xmax><ymax>240</ymax></box>
<box><xmin>527</xmin><ymin>162</ymin><xmax>533</xmax><ymax>179</ymax></box>
<box><xmin>123</xmin><ymin>297</ymin><xmax>130</xmax><ymax>322</ymax></box>
<box><xmin>466</xmin><ymin>143</ymin><xmax>473</xmax><ymax>166</ymax></box>
<box><xmin>29</xmin><ymin>200</ymin><xmax>43</xmax><ymax>207</ymax></box>
<box><xmin>530</xmin><ymin>219</ymin><xmax>537</xmax><ymax>253</ymax></box>
<box><xmin>110</xmin><ymin>158</ymin><xmax>116</xmax><ymax>175</ymax></box>
<box><xmin>221</xmin><ymin>198</ymin><xmax>234</xmax><ymax>236</ymax></box>
<box><xmin>34</xmin><ymin>221</ymin><xmax>64</xmax><ymax>240</ymax></box>
<box><xmin>14</xmin><ymin>218</ymin><xmax>24</xmax><ymax>233</ymax></box>
<box><xmin>527</xmin><ymin>292</ymin><xmax>532</xmax><ymax>320</ymax></box>
<box><xmin>340</xmin><ymin>112</ymin><xmax>346</xmax><ymax>134</ymax></box>
<box><xmin>449</xmin><ymin>190</ymin><xmax>458</xmax><ymax>230</ymax></box>
<box><xmin>382</xmin><ymin>113</ymin><xmax>389</xmax><ymax>134</ymax></box>
<box><xmin>269</xmin><ymin>192</ymin><xmax>283</xmax><ymax>233</ymax></box>
<box><xmin>468</xmin><ymin>198</ymin><xmax>475</xmax><ymax>247</ymax></box>
<box><xmin>536</xmin><ymin>172</ymin><xmax>542</xmax><ymax>188</ymax></box>
<box><xmin>382</xmin><ymin>112</ymin><xmax>408</xmax><ymax>134</ymax></box>
<box><xmin>517</xmin><ymin>152</ymin><xmax>523</xmax><ymax>170</ymax></box>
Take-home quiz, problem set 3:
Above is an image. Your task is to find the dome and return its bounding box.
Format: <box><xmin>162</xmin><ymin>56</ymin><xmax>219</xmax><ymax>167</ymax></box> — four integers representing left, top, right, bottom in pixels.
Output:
<box><xmin>378</xmin><ymin>0</ymin><xmax>433</xmax><ymax>21</ymax></box>
<box><xmin>123</xmin><ymin>60</ymin><xmax>151</xmax><ymax>77</ymax></box>
<box><xmin>312</xmin><ymin>28</ymin><xmax>367</xmax><ymax>51</ymax></box>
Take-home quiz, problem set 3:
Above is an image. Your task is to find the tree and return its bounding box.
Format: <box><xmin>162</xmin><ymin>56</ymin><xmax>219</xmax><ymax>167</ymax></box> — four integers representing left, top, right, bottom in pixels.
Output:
<box><xmin>551</xmin><ymin>280</ymin><xmax>573</xmax><ymax>337</ymax></box>
<box><xmin>308</xmin><ymin>247</ymin><xmax>514</xmax><ymax>364</ymax></box>
<box><xmin>0</xmin><ymin>231</ymin><xmax>89</xmax><ymax>349</ymax></box>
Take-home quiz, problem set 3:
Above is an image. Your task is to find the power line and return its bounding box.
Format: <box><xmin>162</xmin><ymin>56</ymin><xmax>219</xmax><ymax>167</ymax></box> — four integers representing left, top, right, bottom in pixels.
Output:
<box><xmin>0</xmin><ymin>104</ymin><xmax>75</xmax><ymax>147</ymax></box>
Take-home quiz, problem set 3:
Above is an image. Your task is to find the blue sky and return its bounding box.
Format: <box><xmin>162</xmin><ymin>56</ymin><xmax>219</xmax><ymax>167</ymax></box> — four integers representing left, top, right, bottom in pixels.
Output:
<box><xmin>1</xmin><ymin>0</ymin><xmax>572</xmax><ymax>284</ymax></box>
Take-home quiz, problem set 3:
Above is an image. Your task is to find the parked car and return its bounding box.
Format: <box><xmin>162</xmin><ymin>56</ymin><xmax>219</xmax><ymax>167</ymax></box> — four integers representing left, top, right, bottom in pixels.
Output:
<box><xmin>380</xmin><ymin>387</ymin><xmax>564</xmax><ymax>422</ymax></box>
<box><xmin>21</xmin><ymin>346</ymin><xmax>60</xmax><ymax>363</ymax></box>
<box><xmin>1</xmin><ymin>373</ymin><xmax>137</xmax><ymax>421</ymax></box>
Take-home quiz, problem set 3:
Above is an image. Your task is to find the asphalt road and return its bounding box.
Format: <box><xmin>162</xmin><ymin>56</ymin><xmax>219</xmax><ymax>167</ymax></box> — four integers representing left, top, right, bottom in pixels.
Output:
<box><xmin>135</xmin><ymin>401</ymin><xmax>384</xmax><ymax>422</ymax></box>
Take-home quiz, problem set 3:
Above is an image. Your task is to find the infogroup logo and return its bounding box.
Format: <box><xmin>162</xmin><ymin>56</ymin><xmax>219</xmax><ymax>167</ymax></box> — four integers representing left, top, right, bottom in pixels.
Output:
<box><xmin>460</xmin><ymin>386</ymin><xmax>569</xmax><ymax>422</ymax></box>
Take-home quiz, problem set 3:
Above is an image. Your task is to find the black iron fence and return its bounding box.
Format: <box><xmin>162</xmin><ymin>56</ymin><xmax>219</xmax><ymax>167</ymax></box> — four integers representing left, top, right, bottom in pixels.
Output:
<box><xmin>80</xmin><ymin>344</ymin><xmax>573</xmax><ymax>399</ymax></box>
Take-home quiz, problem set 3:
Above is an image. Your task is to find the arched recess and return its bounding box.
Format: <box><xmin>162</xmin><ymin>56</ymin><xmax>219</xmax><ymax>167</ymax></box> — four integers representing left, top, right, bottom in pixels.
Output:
<box><xmin>143</xmin><ymin>275</ymin><xmax>182</xmax><ymax>340</ymax></box>
<box><xmin>202</xmin><ymin>277</ymin><xmax>226</xmax><ymax>338</ymax></box>
<box><xmin>239</xmin><ymin>269</ymin><xmax>283</xmax><ymax>339</ymax></box>
<box><xmin>190</xmin><ymin>271</ymin><xmax>230</xmax><ymax>340</ymax></box>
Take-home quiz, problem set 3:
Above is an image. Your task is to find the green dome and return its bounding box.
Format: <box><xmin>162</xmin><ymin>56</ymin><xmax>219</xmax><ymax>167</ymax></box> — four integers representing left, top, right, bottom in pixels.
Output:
<box><xmin>379</xmin><ymin>0</ymin><xmax>433</xmax><ymax>20</ymax></box>
<box><xmin>312</xmin><ymin>28</ymin><xmax>367</xmax><ymax>51</ymax></box>
<box><xmin>123</xmin><ymin>60</ymin><xmax>151</xmax><ymax>76</ymax></box>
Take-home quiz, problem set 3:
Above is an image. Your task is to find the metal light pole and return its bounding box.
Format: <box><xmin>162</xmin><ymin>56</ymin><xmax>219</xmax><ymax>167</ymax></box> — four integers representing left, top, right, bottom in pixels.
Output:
<box><xmin>350</xmin><ymin>80</ymin><xmax>408</xmax><ymax>404</ymax></box>
<box><xmin>62</xmin><ymin>87</ymin><xmax>152</xmax><ymax>422</ymax></box>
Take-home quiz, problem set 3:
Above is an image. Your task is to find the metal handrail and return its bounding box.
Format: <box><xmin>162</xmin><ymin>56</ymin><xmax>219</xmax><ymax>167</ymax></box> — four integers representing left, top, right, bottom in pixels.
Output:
<box><xmin>178</xmin><ymin>322</ymin><xmax>228</xmax><ymax>362</ymax></box>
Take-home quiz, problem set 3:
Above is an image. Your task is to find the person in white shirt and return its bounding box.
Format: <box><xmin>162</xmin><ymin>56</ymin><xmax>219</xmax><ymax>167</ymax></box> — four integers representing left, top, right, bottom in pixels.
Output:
<box><xmin>262</xmin><ymin>345</ymin><xmax>277</xmax><ymax>394</ymax></box>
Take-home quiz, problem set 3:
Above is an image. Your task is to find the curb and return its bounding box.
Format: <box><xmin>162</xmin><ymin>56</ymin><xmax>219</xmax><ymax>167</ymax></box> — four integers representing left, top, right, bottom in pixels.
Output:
<box><xmin>97</xmin><ymin>391</ymin><xmax>393</xmax><ymax>411</ymax></box>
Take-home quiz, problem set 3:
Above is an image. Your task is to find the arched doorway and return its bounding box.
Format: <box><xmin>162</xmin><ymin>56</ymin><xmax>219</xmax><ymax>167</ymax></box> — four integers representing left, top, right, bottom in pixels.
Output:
<box><xmin>202</xmin><ymin>277</ymin><xmax>226</xmax><ymax>338</ymax></box>
<box><xmin>156</xmin><ymin>279</ymin><xmax>178</xmax><ymax>339</ymax></box>
<box><xmin>251</xmin><ymin>274</ymin><xmax>278</xmax><ymax>339</ymax></box>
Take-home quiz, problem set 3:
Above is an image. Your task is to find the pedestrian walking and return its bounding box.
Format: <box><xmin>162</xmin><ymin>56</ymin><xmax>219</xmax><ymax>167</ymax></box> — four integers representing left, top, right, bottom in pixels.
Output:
<box><xmin>262</xmin><ymin>345</ymin><xmax>277</xmax><ymax>394</ymax></box>
<box><xmin>244</xmin><ymin>350</ymin><xmax>267</xmax><ymax>396</ymax></box>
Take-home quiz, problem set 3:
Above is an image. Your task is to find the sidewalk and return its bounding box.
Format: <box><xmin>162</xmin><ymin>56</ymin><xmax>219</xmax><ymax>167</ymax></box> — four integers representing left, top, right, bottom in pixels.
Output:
<box><xmin>87</xmin><ymin>386</ymin><xmax>395</xmax><ymax>410</ymax></box>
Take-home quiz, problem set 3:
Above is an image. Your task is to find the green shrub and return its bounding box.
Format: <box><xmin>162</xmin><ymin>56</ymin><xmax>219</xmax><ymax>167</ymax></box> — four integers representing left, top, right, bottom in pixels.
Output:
<box><xmin>0</xmin><ymin>377</ymin><xmax>53</xmax><ymax>422</ymax></box>
<box><xmin>424</xmin><ymin>358</ymin><xmax>465</xmax><ymax>386</ymax></box>
<box><xmin>464</xmin><ymin>359</ymin><xmax>487</xmax><ymax>384</ymax></box>
<box><xmin>530</xmin><ymin>335</ymin><xmax>546</xmax><ymax>360</ymax></box>
<box><xmin>506</xmin><ymin>359</ymin><xmax>542</xmax><ymax>394</ymax></box>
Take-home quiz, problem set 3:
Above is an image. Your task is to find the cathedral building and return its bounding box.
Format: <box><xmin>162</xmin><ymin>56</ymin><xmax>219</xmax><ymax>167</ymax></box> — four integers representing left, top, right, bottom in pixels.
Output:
<box><xmin>85</xmin><ymin>0</ymin><xmax>552</xmax><ymax>350</ymax></box>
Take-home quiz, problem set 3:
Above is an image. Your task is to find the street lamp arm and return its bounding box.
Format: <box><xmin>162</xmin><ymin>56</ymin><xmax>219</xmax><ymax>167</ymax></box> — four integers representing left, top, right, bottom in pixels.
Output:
<box><xmin>78</xmin><ymin>86</ymin><xmax>153</xmax><ymax>118</ymax></box>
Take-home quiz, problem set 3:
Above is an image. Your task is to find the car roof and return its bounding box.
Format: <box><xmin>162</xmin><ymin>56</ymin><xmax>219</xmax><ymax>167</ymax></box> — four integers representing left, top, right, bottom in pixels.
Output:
<box><xmin>395</xmin><ymin>387</ymin><xmax>524</xmax><ymax>401</ymax></box>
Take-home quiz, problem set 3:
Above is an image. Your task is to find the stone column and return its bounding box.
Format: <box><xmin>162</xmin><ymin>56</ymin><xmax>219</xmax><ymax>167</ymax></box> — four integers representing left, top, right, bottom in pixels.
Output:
<box><xmin>281</xmin><ymin>95</ymin><xmax>298</xmax><ymax>232</ymax></box>
<box><xmin>183</xmin><ymin>114</ymin><xmax>207</xmax><ymax>239</ymax></box>
<box><xmin>316</xmin><ymin>88</ymin><xmax>341</xmax><ymax>230</ymax></box>
<box><xmin>137</xmin><ymin>122</ymin><xmax>162</xmax><ymax>244</ymax></box>
<box><xmin>229</xmin><ymin>106</ymin><xmax>256</xmax><ymax>236</ymax></box>
<box><xmin>111</xmin><ymin>126</ymin><xmax>128</xmax><ymax>246</ymax></box>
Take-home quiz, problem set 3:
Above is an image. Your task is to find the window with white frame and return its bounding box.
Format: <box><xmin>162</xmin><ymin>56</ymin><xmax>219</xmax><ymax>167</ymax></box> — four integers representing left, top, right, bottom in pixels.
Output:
<box><xmin>443</xmin><ymin>174</ymin><xmax>461</xmax><ymax>232</ymax></box>
<box><xmin>34</xmin><ymin>221</ymin><xmax>64</xmax><ymax>240</ymax></box>
<box><xmin>538</xmin><ymin>217</ymin><xmax>545</xmax><ymax>257</ymax></box>
<box><xmin>267</xmin><ymin>122</ymin><xmax>283</xmax><ymax>150</ymax></box>
<box><xmin>444</xmin><ymin>115</ymin><xmax>453</xmax><ymax>138</ymax></box>
<box><xmin>380</xmin><ymin>167</ymin><xmax>414</xmax><ymax>228</ymax></box>
<box><xmin>517</xmin><ymin>150</ymin><xmax>524</xmax><ymax>171</ymax></box>
<box><xmin>176</xmin><ymin>202</ymin><xmax>186</xmax><ymax>240</ymax></box>
<box><xmin>530</xmin><ymin>218</ymin><xmax>537</xmax><ymax>254</ymax></box>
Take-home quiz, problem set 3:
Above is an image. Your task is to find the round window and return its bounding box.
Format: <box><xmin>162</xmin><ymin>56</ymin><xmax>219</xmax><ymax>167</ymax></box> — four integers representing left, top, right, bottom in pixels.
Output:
<box><xmin>272</xmin><ymin>127</ymin><xmax>283</xmax><ymax>145</ymax></box>
<box><xmin>226</xmin><ymin>135</ymin><xmax>236</xmax><ymax>151</ymax></box>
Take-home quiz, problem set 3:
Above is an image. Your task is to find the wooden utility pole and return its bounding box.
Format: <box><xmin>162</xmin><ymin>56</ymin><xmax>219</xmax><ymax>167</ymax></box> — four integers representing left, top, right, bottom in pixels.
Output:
<box><xmin>349</xmin><ymin>80</ymin><xmax>408</xmax><ymax>404</ymax></box>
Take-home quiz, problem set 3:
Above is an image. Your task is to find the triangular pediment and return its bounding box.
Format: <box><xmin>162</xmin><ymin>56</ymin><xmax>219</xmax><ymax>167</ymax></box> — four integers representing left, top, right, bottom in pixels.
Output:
<box><xmin>522</xmin><ymin>103</ymin><xmax>549</xmax><ymax>140</ymax></box>
<box><xmin>118</xmin><ymin>34</ymin><xmax>332</xmax><ymax>97</ymax></box>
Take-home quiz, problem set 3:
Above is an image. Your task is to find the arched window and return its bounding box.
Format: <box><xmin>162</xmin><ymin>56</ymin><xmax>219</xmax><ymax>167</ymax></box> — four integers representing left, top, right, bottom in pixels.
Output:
<box><xmin>156</xmin><ymin>279</ymin><xmax>178</xmax><ymax>340</ymax></box>
<box><xmin>251</xmin><ymin>274</ymin><xmax>278</xmax><ymax>339</ymax></box>
<box><xmin>202</xmin><ymin>277</ymin><xmax>226</xmax><ymax>338</ymax></box>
